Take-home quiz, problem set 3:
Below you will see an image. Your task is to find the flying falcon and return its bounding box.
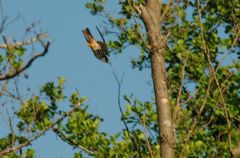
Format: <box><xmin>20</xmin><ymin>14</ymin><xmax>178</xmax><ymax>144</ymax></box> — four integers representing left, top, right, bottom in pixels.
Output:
<box><xmin>82</xmin><ymin>27</ymin><xmax>109</xmax><ymax>63</ymax></box>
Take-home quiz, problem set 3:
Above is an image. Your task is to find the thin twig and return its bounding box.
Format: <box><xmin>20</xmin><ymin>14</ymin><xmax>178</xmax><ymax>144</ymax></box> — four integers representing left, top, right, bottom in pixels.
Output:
<box><xmin>3</xmin><ymin>89</ymin><xmax>24</xmax><ymax>105</ymax></box>
<box><xmin>179</xmin><ymin>75</ymin><xmax>213</xmax><ymax>158</ymax></box>
<box><xmin>213</xmin><ymin>12</ymin><xmax>240</xmax><ymax>71</ymax></box>
<box><xmin>172</xmin><ymin>57</ymin><xmax>187</xmax><ymax>123</ymax></box>
<box><xmin>128</xmin><ymin>2</ymin><xmax>150</xmax><ymax>52</ymax></box>
<box><xmin>53</xmin><ymin>127</ymin><xmax>95</xmax><ymax>155</ymax></box>
<box><xmin>112</xmin><ymin>70</ymin><xmax>142</xmax><ymax>158</ymax></box>
<box><xmin>196</xmin><ymin>0</ymin><xmax>231</xmax><ymax>151</ymax></box>
<box><xmin>159</xmin><ymin>0</ymin><xmax>172</xmax><ymax>24</ymax></box>
<box><xmin>141</xmin><ymin>117</ymin><xmax>155</xmax><ymax>158</ymax></box>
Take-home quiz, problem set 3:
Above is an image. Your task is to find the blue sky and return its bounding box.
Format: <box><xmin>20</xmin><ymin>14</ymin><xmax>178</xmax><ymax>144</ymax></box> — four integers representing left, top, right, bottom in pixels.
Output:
<box><xmin>1</xmin><ymin>0</ymin><xmax>152</xmax><ymax>157</ymax></box>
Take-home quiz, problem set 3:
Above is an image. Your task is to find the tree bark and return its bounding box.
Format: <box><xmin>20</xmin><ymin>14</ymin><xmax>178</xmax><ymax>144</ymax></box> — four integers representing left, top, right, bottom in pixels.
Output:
<box><xmin>139</xmin><ymin>1</ymin><xmax>176</xmax><ymax>157</ymax></box>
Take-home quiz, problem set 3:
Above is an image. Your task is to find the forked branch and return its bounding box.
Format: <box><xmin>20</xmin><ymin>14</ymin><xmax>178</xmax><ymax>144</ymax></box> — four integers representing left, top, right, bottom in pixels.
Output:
<box><xmin>0</xmin><ymin>33</ymin><xmax>50</xmax><ymax>81</ymax></box>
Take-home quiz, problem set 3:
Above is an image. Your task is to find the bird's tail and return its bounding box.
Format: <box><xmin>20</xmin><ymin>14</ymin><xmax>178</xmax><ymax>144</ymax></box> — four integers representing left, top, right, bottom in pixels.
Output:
<box><xmin>82</xmin><ymin>28</ymin><xmax>94</xmax><ymax>42</ymax></box>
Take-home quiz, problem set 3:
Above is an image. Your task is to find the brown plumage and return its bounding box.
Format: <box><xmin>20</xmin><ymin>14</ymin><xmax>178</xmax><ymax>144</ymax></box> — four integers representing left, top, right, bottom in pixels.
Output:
<box><xmin>82</xmin><ymin>27</ymin><xmax>109</xmax><ymax>63</ymax></box>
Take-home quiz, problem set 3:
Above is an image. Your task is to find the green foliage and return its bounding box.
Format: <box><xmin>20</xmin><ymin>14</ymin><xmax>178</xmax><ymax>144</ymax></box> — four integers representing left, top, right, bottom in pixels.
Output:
<box><xmin>53</xmin><ymin>92</ymin><xmax>160</xmax><ymax>157</ymax></box>
<box><xmin>41</xmin><ymin>77</ymin><xmax>66</xmax><ymax>111</ymax></box>
<box><xmin>0</xmin><ymin>134</ymin><xmax>15</xmax><ymax>151</ymax></box>
<box><xmin>83</xmin><ymin>0</ymin><xmax>240</xmax><ymax>157</ymax></box>
<box><xmin>85</xmin><ymin>0</ymin><xmax>106</xmax><ymax>15</ymax></box>
<box><xmin>7</xmin><ymin>46</ymin><xmax>25</xmax><ymax>70</ymax></box>
<box><xmin>0</xmin><ymin>46</ymin><xmax>26</xmax><ymax>74</ymax></box>
<box><xmin>25</xmin><ymin>149</ymin><xmax>35</xmax><ymax>158</ymax></box>
<box><xmin>17</xmin><ymin>96</ymin><xmax>51</xmax><ymax>131</ymax></box>
<box><xmin>123</xmin><ymin>95</ymin><xmax>157</xmax><ymax>130</ymax></box>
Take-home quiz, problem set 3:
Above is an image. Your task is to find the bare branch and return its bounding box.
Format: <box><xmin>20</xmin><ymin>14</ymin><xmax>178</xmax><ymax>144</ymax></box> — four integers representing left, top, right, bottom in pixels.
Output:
<box><xmin>0</xmin><ymin>33</ymin><xmax>48</xmax><ymax>49</ymax></box>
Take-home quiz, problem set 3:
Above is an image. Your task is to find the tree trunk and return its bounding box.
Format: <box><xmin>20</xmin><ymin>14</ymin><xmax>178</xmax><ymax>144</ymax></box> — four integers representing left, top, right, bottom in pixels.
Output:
<box><xmin>151</xmin><ymin>50</ymin><xmax>175</xmax><ymax>158</ymax></box>
<box><xmin>139</xmin><ymin>1</ymin><xmax>176</xmax><ymax>157</ymax></box>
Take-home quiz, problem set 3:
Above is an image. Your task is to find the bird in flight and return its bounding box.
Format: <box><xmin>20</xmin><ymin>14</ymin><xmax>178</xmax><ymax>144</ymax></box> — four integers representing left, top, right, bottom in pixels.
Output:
<box><xmin>82</xmin><ymin>27</ymin><xmax>109</xmax><ymax>63</ymax></box>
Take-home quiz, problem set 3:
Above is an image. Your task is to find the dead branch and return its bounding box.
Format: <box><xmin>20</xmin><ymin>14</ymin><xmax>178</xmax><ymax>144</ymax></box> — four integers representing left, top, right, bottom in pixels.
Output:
<box><xmin>0</xmin><ymin>33</ymin><xmax>48</xmax><ymax>49</ymax></box>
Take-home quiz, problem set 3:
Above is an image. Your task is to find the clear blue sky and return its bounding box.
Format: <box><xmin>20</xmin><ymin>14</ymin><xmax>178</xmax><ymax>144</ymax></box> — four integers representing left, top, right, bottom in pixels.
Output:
<box><xmin>1</xmin><ymin>0</ymin><xmax>152</xmax><ymax>157</ymax></box>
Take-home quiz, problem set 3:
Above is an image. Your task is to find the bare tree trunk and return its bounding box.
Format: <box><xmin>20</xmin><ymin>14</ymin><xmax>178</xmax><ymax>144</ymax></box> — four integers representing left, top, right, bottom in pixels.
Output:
<box><xmin>139</xmin><ymin>1</ymin><xmax>176</xmax><ymax>157</ymax></box>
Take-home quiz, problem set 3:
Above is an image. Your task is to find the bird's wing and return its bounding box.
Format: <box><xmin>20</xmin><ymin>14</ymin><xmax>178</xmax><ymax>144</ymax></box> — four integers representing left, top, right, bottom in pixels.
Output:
<box><xmin>82</xmin><ymin>28</ymin><xmax>94</xmax><ymax>43</ymax></box>
<box><xmin>96</xmin><ymin>27</ymin><xmax>109</xmax><ymax>56</ymax></box>
<box><xmin>82</xmin><ymin>28</ymin><xmax>101</xmax><ymax>51</ymax></box>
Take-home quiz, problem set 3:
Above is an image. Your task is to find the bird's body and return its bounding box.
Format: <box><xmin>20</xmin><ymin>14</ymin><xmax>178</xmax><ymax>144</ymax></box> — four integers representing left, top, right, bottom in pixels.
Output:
<box><xmin>82</xmin><ymin>27</ymin><xmax>109</xmax><ymax>63</ymax></box>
